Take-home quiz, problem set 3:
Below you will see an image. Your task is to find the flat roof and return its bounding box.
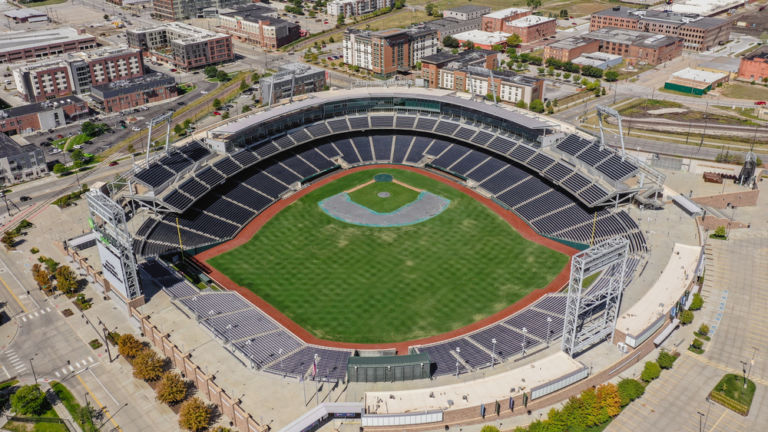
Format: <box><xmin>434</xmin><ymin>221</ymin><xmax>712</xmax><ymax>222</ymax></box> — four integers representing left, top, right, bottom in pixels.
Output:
<box><xmin>744</xmin><ymin>45</ymin><xmax>768</xmax><ymax>61</ymax></box>
<box><xmin>616</xmin><ymin>243</ymin><xmax>700</xmax><ymax>336</ymax></box>
<box><xmin>696</xmin><ymin>56</ymin><xmax>740</xmax><ymax>73</ymax></box>
<box><xmin>507</xmin><ymin>15</ymin><xmax>555</xmax><ymax>27</ymax></box>
<box><xmin>130</xmin><ymin>22</ymin><xmax>228</xmax><ymax>42</ymax></box>
<box><xmin>0</xmin><ymin>95</ymin><xmax>84</xmax><ymax>118</ymax></box>
<box><xmin>547</xmin><ymin>36</ymin><xmax>596</xmax><ymax>50</ymax></box>
<box><xmin>0</xmin><ymin>27</ymin><xmax>94</xmax><ymax>54</ymax></box>
<box><xmin>670</xmin><ymin>67</ymin><xmax>727</xmax><ymax>83</ymax></box>
<box><xmin>445</xmin><ymin>5</ymin><xmax>490</xmax><ymax>13</ymax></box>
<box><xmin>261</xmin><ymin>63</ymin><xmax>324</xmax><ymax>83</ymax></box>
<box><xmin>0</xmin><ymin>132</ymin><xmax>29</xmax><ymax>159</ymax></box>
<box><xmin>453</xmin><ymin>30</ymin><xmax>510</xmax><ymax>45</ymax></box>
<box><xmin>586</xmin><ymin>28</ymin><xmax>681</xmax><ymax>48</ymax></box>
<box><xmin>365</xmin><ymin>352</ymin><xmax>583</xmax><ymax>413</ymax></box>
<box><xmin>4</xmin><ymin>8</ymin><xmax>47</xmax><ymax>19</ymax></box>
<box><xmin>211</xmin><ymin>88</ymin><xmax>553</xmax><ymax>135</ymax></box>
<box><xmin>92</xmin><ymin>72</ymin><xmax>176</xmax><ymax>98</ymax></box>
<box><xmin>484</xmin><ymin>7</ymin><xmax>528</xmax><ymax>19</ymax></box>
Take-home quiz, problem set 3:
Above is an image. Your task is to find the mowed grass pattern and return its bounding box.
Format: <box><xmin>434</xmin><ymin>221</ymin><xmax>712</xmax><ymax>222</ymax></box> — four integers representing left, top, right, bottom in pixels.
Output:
<box><xmin>208</xmin><ymin>169</ymin><xmax>568</xmax><ymax>343</ymax></box>
<box><xmin>347</xmin><ymin>180</ymin><xmax>420</xmax><ymax>213</ymax></box>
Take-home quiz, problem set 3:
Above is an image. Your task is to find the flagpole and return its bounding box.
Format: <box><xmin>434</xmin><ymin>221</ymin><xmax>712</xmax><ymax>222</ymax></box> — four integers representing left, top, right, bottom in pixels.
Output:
<box><xmin>301</xmin><ymin>376</ymin><xmax>307</xmax><ymax>405</ymax></box>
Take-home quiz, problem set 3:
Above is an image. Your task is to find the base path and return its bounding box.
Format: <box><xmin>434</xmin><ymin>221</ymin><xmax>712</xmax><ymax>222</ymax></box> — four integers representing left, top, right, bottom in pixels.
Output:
<box><xmin>195</xmin><ymin>165</ymin><xmax>578</xmax><ymax>353</ymax></box>
<box><xmin>318</xmin><ymin>191</ymin><xmax>450</xmax><ymax>227</ymax></box>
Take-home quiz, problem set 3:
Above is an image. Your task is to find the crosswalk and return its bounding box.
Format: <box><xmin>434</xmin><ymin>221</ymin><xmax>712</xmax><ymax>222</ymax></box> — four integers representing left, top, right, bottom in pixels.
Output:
<box><xmin>53</xmin><ymin>356</ymin><xmax>97</xmax><ymax>378</ymax></box>
<box><xmin>4</xmin><ymin>348</ymin><xmax>27</xmax><ymax>375</ymax></box>
<box><xmin>19</xmin><ymin>306</ymin><xmax>52</xmax><ymax>322</ymax></box>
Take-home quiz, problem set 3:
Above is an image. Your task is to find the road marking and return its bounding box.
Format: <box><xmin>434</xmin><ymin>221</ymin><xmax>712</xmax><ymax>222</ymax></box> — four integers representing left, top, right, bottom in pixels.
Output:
<box><xmin>21</xmin><ymin>317</ymin><xmax>26</xmax><ymax>322</ymax></box>
<box><xmin>88</xmin><ymin>356</ymin><xmax>93</xmax><ymax>363</ymax></box>
<box><xmin>1</xmin><ymin>365</ymin><xmax>9</xmax><ymax>379</ymax></box>
<box><xmin>75</xmin><ymin>373</ymin><xmax>122</xmax><ymax>432</ymax></box>
<box><xmin>33</xmin><ymin>311</ymin><xmax>38</xmax><ymax>317</ymax></box>
<box><xmin>55</xmin><ymin>371</ymin><xmax>60</xmax><ymax>377</ymax></box>
<box><xmin>707</xmin><ymin>410</ymin><xmax>727</xmax><ymax>432</ymax></box>
<box><xmin>45</xmin><ymin>307</ymin><xmax>51</xmax><ymax>312</ymax></box>
<box><xmin>61</xmin><ymin>367</ymin><xmax>68</xmax><ymax>375</ymax></box>
<box><xmin>68</xmin><ymin>365</ymin><xmax>74</xmax><ymax>372</ymax></box>
<box><xmin>75</xmin><ymin>361</ymin><xmax>81</xmax><ymax>368</ymax></box>
<box><xmin>39</xmin><ymin>309</ymin><xmax>45</xmax><ymax>314</ymax></box>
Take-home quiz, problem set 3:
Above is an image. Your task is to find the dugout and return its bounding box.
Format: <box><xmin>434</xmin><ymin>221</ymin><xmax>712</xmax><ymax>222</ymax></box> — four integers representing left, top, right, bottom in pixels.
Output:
<box><xmin>347</xmin><ymin>353</ymin><xmax>431</xmax><ymax>382</ymax></box>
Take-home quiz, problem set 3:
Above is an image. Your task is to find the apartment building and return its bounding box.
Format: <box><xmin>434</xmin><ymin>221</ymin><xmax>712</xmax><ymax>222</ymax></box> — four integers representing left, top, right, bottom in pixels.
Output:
<box><xmin>440</xmin><ymin>66</ymin><xmax>543</xmax><ymax>105</ymax></box>
<box><xmin>326</xmin><ymin>0</ymin><xmax>393</xmax><ymax>17</ymax></box>
<box><xmin>481</xmin><ymin>7</ymin><xmax>530</xmax><ymax>32</ymax></box>
<box><xmin>13</xmin><ymin>48</ymin><xmax>145</xmax><ymax>102</ymax></box>
<box><xmin>259</xmin><ymin>63</ymin><xmax>326</xmax><ymax>104</ymax></box>
<box><xmin>152</xmin><ymin>0</ymin><xmax>252</xmax><ymax>21</ymax></box>
<box><xmin>0</xmin><ymin>28</ymin><xmax>97</xmax><ymax>64</ymax></box>
<box><xmin>0</xmin><ymin>96</ymin><xmax>89</xmax><ymax>135</ymax></box>
<box><xmin>421</xmin><ymin>49</ymin><xmax>498</xmax><ymax>88</ymax></box>
<box><xmin>343</xmin><ymin>27</ymin><xmax>437</xmax><ymax>77</ymax></box>
<box><xmin>91</xmin><ymin>73</ymin><xmax>179</xmax><ymax>113</ymax></box>
<box><xmin>218</xmin><ymin>5</ymin><xmax>300</xmax><ymax>49</ymax></box>
<box><xmin>0</xmin><ymin>133</ymin><xmax>47</xmax><ymax>185</ymax></box>
<box><xmin>590</xmin><ymin>6</ymin><xmax>730</xmax><ymax>51</ymax></box>
<box><xmin>442</xmin><ymin>5</ymin><xmax>491</xmax><ymax>21</ymax></box>
<box><xmin>127</xmin><ymin>23</ymin><xmax>233</xmax><ymax>70</ymax></box>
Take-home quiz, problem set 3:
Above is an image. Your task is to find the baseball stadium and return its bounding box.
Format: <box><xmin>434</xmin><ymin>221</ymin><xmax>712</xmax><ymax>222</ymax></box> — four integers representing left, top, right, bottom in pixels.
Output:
<box><xmin>81</xmin><ymin>88</ymin><xmax>711</xmax><ymax>432</ymax></box>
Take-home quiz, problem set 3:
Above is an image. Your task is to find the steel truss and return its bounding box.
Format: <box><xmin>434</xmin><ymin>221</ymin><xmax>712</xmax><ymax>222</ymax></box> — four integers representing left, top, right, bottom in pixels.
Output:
<box><xmin>562</xmin><ymin>237</ymin><xmax>630</xmax><ymax>357</ymax></box>
<box><xmin>86</xmin><ymin>189</ymin><xmax>142</xmax><ymax>300</ymax></box>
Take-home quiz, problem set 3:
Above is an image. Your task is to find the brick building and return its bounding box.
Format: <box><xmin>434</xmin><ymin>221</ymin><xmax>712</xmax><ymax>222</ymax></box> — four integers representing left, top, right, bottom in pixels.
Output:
<box><xmin>218</xmin><ymin>5</ymin><xmax>300</xmax><ymax>49</ymax></box>
<box><xmin>0</xmin><ymin>27</ymin><xmax>97</xmax><ymax>64</ymax></box>
<box><xmin>481</xmin><ymin>7</ymin><xmax>530</xmax><ymax>32</ymax></box>
<box><xmin>590</xmin><ymin>6</ymin><xmax>730</xmax><ymax>52</ymax></box>
<box><xmin>127</xmin><ymin>23</ymin><xmax>233</xmax><ymax>70</ymax></box>
<box><xmin>0</xmin><ymin>133</ymin><xmax>47</xmax><ymax>185</ymax></box>
<box><xmin>13</xmin><ymin>48</ymin><xmax>145</xmax><ymax>102</ymax></box>
<box><xmin>425</xmin><ymin>17</ymin><xmax>482</xmax><ymax>41</ymax></box>
<box><xmin>343</xmin><ymin>27</ymin><xmax>438</xmax><ymax>77</ymax></box>
<box><xmin>737</xmin><ymin>46</ymin><xmax>768</xmax><ymax>81</ymax></box>
<box><xmin>453</xmin><ymin>30</ymin><xmax>510</xmax><ymax>50</ymax></box>
<box><xmin>90</xmin><ymin>73</ymin><xmax>178</xmax><ymax>113</ymax></box>
<box><xmin>4</xmin><ymin>8</ymin><xmax>48</xmax><ymax>23</ymax></box>
<box><xmin>421</xmin><ymin>49</ymin><xmax>498</xmax><ymax>89</ymax></box>
<box><xmin>545</xmin><ymin>28</ymin><xmax>683</xmax><ymax>66</ymax></box>
<box><xmin>544</xmin><ymin>36</ymin><xmax>601</xmax><ymax>62</ymax></box>
<box><xmin>151</xmin><ymin>0</ymin><xmax>252</xmax><ymax>21</ymax></box>
<box><xmin>0</xmin><ymin>96</ymin><xmax>89</xmax><ymax>135</ymax></box>
<box><xmin>443</xmin><ymin>5</ymin><xmax>491</xmax><ymax>21</ymax></box>
<box><xmin>504</xmin><ymin>15</ymin><xmax>556</xmax><ymax>43</ymax></box>
<box><xmin>438</xmin><ymin>66</ymin><xmax>544</xmax><ymax>106</ymax></box>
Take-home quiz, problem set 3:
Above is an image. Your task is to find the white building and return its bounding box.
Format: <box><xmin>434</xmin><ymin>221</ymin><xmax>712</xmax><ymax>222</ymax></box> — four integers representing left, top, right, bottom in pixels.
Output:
<box><xmin>327</xmin><ymin>0</ymin><xmax>393</xmax><ymax>17</ymax></box>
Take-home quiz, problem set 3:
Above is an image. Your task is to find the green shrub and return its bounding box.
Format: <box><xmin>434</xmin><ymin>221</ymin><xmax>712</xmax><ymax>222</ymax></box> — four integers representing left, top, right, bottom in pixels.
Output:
<box><xmin>30</xmin><ymin>247</ymin><xmax>39</xmax><ymax>254</ymax></box>
<box><xmin>10</xmin><ymin>385</ymin><xmax>47</xmax><ymax>415</ymax></box>
<box><xmin>690</xmin><ymin>293</ymin><xmax>704</xmax><ymax>311</ymax></box>
<box><xmin>692</xmin><ymin>338</ymin><xmax>703</xmax><ymax>349</ymax></box>
<box><xmin>617</xmin><ymin>378</ymin><xmax>645</xmax><ymax>406</ymax></box>
<box><xmin>641</xmin><ymin>361</ymin><xmax>661</xmax><ymax>382</ymax></box>
<box><xmin>657</xmin><ymin>350</ymin><xmax>676</xmax><ymax>369</ymax></box>
<box><xmin>698</xmin><ymin>323</ymin><xmax>710</xmax><ymax>337</ymax></box>
<box><xmin>680</xmin><ymin>309</ymin><xmax>694</xmax><ymax>325</ymax></box>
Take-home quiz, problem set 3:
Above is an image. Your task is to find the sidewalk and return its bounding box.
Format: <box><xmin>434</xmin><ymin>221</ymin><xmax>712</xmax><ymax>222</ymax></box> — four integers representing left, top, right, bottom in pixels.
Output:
<box><xmin>42</xmin><ymin>381</ymin><xmax>83</xmax><ymax>432</ymax></box>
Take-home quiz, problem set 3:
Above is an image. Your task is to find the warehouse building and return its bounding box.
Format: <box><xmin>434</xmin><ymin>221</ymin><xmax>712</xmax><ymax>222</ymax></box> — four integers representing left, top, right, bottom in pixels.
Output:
<box><xmin>442</xmin><ymin>5</ymin><xmax>491</xmax><ymax>21</ymax></box>
<box><xmin>544</xmin><ymin>36</ymin><xmax>601</xmax><ymax>62</ymax></box>
<box><xmin>453</xmin><ymin>30</ymin><xmax>510</xmax><ymax>50</ymax></box>
<box><xmin>572</xmin><ymin>52</ymin><xmax>623</xmax><ymax>70</ymax></box>
<box><xmin>738</xmin><ymin>46</ymin><xmax>768</xmax><ymax>82</ymax></box>
<box><xmin>504</xmin><ymin>15</ymin><xmax>556</xmax><ymax>43</ymax></box>
<box><xmin>90</xmin><ymin>73</ymin><xmax>179</xmax><ymax>113</ymax></box>
<box><xmin>481</xmin><ymin>7</ymin><xmax>530</xmax><ymax>32</ymax></box>
<box><xmin>0</xmin><ymin>28</ymin><xmax>97</xmax><ymax>64</ymax></box>
<box><xmin>4</xmin><ymin>8</ymin><xmax>48</xmax><ymax>23</ymax></box>
<box><xmin>664</xmin><ymin>67</ymin><xmax>728</xmax><ymax>95</ymax></box>
<box><xmin>547</xmin><ymin>28</ymin><xmax>682</xmax><ymax>66</ymax></box>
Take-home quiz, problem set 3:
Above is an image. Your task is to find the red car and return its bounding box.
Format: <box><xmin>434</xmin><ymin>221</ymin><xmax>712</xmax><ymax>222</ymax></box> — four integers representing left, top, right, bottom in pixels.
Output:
<box><xmin>213</xmin><ymin>111</ymin><xmax>221</xmax><ymax>115</ymax></box>
<box><xmin>109</xmin><ymin>161</ymin><xmax>119</xmax><ymax>166</ymax></box>
<box><xmin>170</xmin><ymin>68</ymin><xmax>177</xmax><ymax>72</ymax></box>
<box><xmin>755</xmin><ymin>101</ymin><xmax>767</xmax><ymax>106</ymax></box>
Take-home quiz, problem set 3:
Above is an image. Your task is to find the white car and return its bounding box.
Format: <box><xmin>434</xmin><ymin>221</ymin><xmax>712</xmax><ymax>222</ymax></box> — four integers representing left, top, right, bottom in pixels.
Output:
<box><xmin>132</xmin><ymin>127</ymin><xmax>141</xmax><ymax>131</ymax></box>
<box><xmin>73</xmin><ymin>145</ymin><xmax>83</xmax><ymax>150</ymax></box>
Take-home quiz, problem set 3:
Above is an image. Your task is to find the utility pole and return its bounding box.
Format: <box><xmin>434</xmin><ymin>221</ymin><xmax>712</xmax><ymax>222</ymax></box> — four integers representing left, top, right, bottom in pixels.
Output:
<box><xmin>699</xmin><ymin>102</ymin><xmax>709</xmax><ymax>148</ymax></box>
<box><xmin>98</xmin><ymin>318</ymin><xmax>113</xmax><ymax>362</ymax></box>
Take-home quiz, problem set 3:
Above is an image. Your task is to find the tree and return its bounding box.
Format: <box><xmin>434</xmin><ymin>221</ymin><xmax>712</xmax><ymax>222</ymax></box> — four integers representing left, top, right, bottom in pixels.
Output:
<box><xmin>81</xmin><ymin>121</ymin><xmax>97</xmax><ymax>136</ymax></box>
<box><xmin>713</xmin><ymin>225</ymin><xmax>727</xmax><ymax>238</ymax></box>
<box><xmin>32</xmin><ymin>263</ymin><xmax>52</xmax><ymax>291</ymax></box>
<box><xmin>174</xmin><ymin>124</ymin><xmax>184</xmax><ymax>135</ymax></box>
<box><xmin>480</xmin><ymin>426</ymin><xmax>499</xmax><ymax>432</ymax></box>
<box><xmin>515</xmin><ymin>100</ymin><xmax>527</xmax><ymax>109</ymax></box>
<box><xmin>526</xmin><ymin>0</ymin><xmax>542</xmax><ymax>10</ymax></box>
<box><xmin>216</xmin><ymin>70</ymin><xmax>230</xmax><ymax>82</ymax></box>
<box><xmin>443</xmin><ymin>35</ymin><xmax>459</xmax><ymax>48</ymax></box>
<box><xmin>53</xmin><ymin>163</ymin><xmax>68</xmax><ymax>174</ymax></box>
<box><xmin>336</xmin><ymin>13</ymin><xmax>345</xmax><ymax>28</ymax></box>
<box><xmin>11</xmin><ymin>385</ymin><xmax>47</xmax><ymax>415</ymax></box>
<box><xmin>425</xmin><ymin>3</ymin><xmax>435</xmax><ymax>16</ymax></box>
<box><xmin>559</xmin><ymin>9</ymin><xmax>569</xmax><ymax>18</ymax></box>
<box><xmin>183</xmin><ymin>119</ymin><xmax>192</xmax><ymax>130</ymax></box>
<box><xmin>156</xmin><ymin>372</ymin><xmax>188</xmax><ymax>405</ymax></box>
<box><xmin>506</xmin><ymin>34</ymin><xmax>522</xmax><ymax>47</ymax></box>
<box><xmin>680</xmin><ymin>309</ymin><xmax>694</xmax><ymax>325</ymax></box>
<box><xmin>690</xmin><ymin>293</ymin><xmax>704</xmax><ymax>310</ymax></box>
<box><xmin>581</xmin><ymin>65</ymin><xmax>604</xmax><ymax>78</ymax></box>
<box><xmin>657</xmin><ymin>350</ymin><xmax>676</xmax><ymax>369</ymax></box>
<box><xmin>641</xmin><ymin>361</ymin><xmax>661</xmax><ymax>382</ymax></box>
<box><xmin>242</xmin><ymin>105</ymin><xmax>251</xmax><ymax>113</ymax></box>
<box><xmin>103</xmin><ymin>14</ymin><xmax>110</xmax><ymax>20</ymax></box>
<box><xmin>222</xmin><ymin>112</ymin><xmax>230</xmax><ymax>120</ymax></box>
<box><xmin>529</xmin><ymin>99</ymin><xmax>545</xmax><ymax>113</ymax></box>
<box><xmin>132</xmin><ymin>349</ymin><xmax>164</xmax><ymax>381</ymax></box>
<box><xmin>462</xmin><ymin>40</ymin><xmax>475</xmax><ymax>50</ymax></box>
<box><xmin>251</xmin><ymin>72</ymin><xmax>260</xmax><ymax>82</ymax></box>
<box><xmin>596</xmin><ymin>383</ymin><xmax>621</xmax><ymax>421</ymax></box>
<box><xmin>212</xmin><ymin>98</ymin><xmax>222</xmax><ymax>110</ymax></box>
<box><xmin>204</xmin><ymin>66</ymin><xmax>218</xmax><ymax>78</ymax></box>
<box><xmin>118</xmin><ymin>334</ymin><xmax>144</xmax><ymax>359</ymax></box>
<box><xmin>605</xmin><ymin>70</ymin><xmax>619</xmax><ymax>82</ymax></box>
<box><xmin>178</xmin><ymin>397</ymin><xmax>211</xmax><ymax>432</ymax></box>
<box><xmin>579</xmin><ymin>387</ymin><xmax>600</xmax><ymax>427</ymax></box>
<box><xmin>239</xmin><ymin>79</ymin><xmax>249</xmax><ymax>91</ymax></box>
<box><xmin>55</xmin><ymin>265</ymin><xmax>78</xmax><ymax>295</ymax></box>
<box><xmin>617</xmin><ymin>378</ymin><xmax>645</xmax><ymax>407</ymax></box>
<box><xmin>698</xmin><ymin>323</ymin><xmax>710</xmax><ymax>337</ymax></box>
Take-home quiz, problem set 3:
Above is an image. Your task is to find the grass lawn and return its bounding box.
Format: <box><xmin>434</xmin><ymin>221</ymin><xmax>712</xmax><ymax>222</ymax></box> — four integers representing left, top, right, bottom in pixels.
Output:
<box><xmin>351</xmin><ymin>9</ymin><xmax>434</xmax><ymax>32</ymax></box>
<box><xmin>50</xmin><ymin>381</ymin><xmax>97</xmax><ymax>431</ymax></box>
<box><xmin>3</xmin><ymin>407</ymin><xmax>68</xmax><ymax>432</ymax></box>
<box><xmin>64</xmin><ymin>133</ymin><xmax>91</xmax><ymax>151</ymax></box>
<box><xmin>19</xmin><ymin>0</ymin><xmax>67</xmax><ymax>6</ymax></box>
<box><xmin>710</xmin><ymin>373</ymin><xmax>756</xmax><ymax>415</ymax></box>
<box><xmin>721</xmin><ymin>83</ymin><xmax>768</xmax><ymax>100</ymax></box>
<box><xmin>618</xmin><ymin>99</ymin><xmax>759</xmax><ymax>126</ymax></box>
<box><xmin>348</xmin><ymin>180</ymin><xmax>420</xmax><ymax>213</ymax></box>
<box><xmin>208</xmin><ymin>168</ymin><xmax>568</xmax><ymax>343</ymax></box>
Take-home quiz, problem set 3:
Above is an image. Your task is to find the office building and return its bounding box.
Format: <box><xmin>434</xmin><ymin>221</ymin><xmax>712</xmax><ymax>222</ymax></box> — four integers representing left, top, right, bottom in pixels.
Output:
<box><xmin>152</xmin><ymin>0</ymin><xmax>253</xmax><ymax>21</ymax></box>
<box><xmin>127</xmin><ymin>23</ymin><xmax>233</xmax><ymax>70</ymax></box>
<box><xmin>439</xmin><ymin>65</ymin><xmax>543</xmax><ymax>106</ymax></box>
<box><xmin>326</xmin><ymin>0</ymin><xmax>394</xmax><ymax>17</ymax></box>
<box><xmin>0</xmin><ymin>96</ymin><xmax>89</xmax><ymax>135</ymax></box>
<box><xmin>421</xmin><ymin>49</ymin><xmax>498</xmax><ymax>88</ymax></box>
<box><xmin>425</xmin><ymin>18</ymin><xmax>482</xmax><ymax>41</ymax></box>
<box><xmin>443</xmin><ymin>5</ymin><xmax>491</xmax><ymax>21</ymax></box>
<box><xmin>343</xmin><ymin>27</ymin><xmax>438</xmax><ymax>77</ymax></box>
<box><xmin>91</xmin><ymin>72</ymin><xmax>179</xmax><ymax>113</ymax></box>
<box><xmin>0</xmin><ymin>133</ymin><xmax>47</xmax><ymax>185</ymax></box>
<box><xmin>259</xmin><ymin>63</ymin><xmax>326</xmax><ymax>104</ymax></box>
<box><xmin>504</xmin><ymin>15</ymin><xmax>556</xmax><ymax>43</ymax></box>
<box><xmin>0</xmin><ymin>28</ymin><xmax>97</xmax><ymax>64</ymax></box>
<box><xmin>13</xmin><ymin>48</ymin><xmax>145</xmax><ymax>102</ymax></box>
<box><xmin>590</xmin><ymin>6</ymin><xmax>730</xmax><ymax>51</ymax></box>
<box><xmin>218</xmin><ymin>5</ymin><xmax>300</xmax><ymax>49</ymax></box>
<box><xmin>545</xmin><ymin>28</ymin><xmax>683</xmax><ymax>66</ymax></box>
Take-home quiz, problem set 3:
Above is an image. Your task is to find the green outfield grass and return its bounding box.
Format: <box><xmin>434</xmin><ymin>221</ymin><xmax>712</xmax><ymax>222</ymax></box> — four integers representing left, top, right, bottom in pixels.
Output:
<box><xmin>208</xmin><ymin>168</ymin><xmax>568</xmax><ymax>343</ymax></box>
<box><xmin>348</xmin><ymin>180</ymin><xmax>419</xmax><ymax>213</ymax></box>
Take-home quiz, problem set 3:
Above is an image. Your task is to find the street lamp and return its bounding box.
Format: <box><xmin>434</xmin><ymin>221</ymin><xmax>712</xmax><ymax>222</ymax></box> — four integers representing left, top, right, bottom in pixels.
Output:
<box><xmin>546</xmin><ymin>317</ymin><xmax>552</xmax><ymax>347</ymax></box>
<box><xmin>697</xmin><ymin>411</ymin><xmax>705</xmax><ymax>432</ymax></box>
<box><xmin>491</xmin><ymin>338</ymin><xmax>497</xmax><ymax>367</ymax></box>
<box><xmin>521</xmin><ymin>327</ymin><xmax>528</xmax><ymax>356</ymax></box>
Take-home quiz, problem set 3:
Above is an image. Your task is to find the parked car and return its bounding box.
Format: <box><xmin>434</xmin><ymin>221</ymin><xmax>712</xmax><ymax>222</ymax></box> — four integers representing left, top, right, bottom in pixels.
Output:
<box><xmin>755</xmin><ymin>101</ymin><xmax>767</xmax><ymax>106</ymax></box>
<box><xmin>177</xmin><ymin>101</ymin><xmax>186</xmax><ymax>106</ymax></box>
<box><xmin>132</xmin><ymin>126</ymin><xmax>141</xmax><ymax>131</ymax></box>
<box><xmin>170</xmin><ymin>68</ymin><xmax>177</xmax><ymax>72</ymax></box>
<box><xmin>213</xmin><ymin>111</ymin><xmax>221</xmax><ymax>116</ymax></box>
<box><xmin>20</xmin><ymin>196</ymin><xmax>31</xmax><ymax>202</ymax></box>
<box><xmin>73</xmin><ymin>145</ymin><xmax>83</xmax><ymax>150</ymax></box>
<box><xmin>109</xmin><ymin>161</ymin><xmax>119</xmax><ymax>166</ymax></box>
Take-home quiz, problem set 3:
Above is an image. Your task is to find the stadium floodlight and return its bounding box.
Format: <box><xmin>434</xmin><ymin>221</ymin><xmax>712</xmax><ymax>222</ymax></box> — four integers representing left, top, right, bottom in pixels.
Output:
<box><xmin>522</xmin><ymin>328</ymin><xmax>528</xmax><ymax>357</ymax></box>
<box><xmin>455</xmin><ymin>361</ymin><xmax>460</xmax><ymax>377</ymax></box>
<box><xmin>491</xmin><ymin>338</ymin><xmax>497</xmax><ymax>368</ymax></box>
<box><xmin>279</xmin><ymin>348</ymin><xmax>283</xmax><ymax>371</ymax></box>
<box><xmin>546</xmin><ymin>317</ymin><xmax>553</xmax><ymax>347</ymax></box>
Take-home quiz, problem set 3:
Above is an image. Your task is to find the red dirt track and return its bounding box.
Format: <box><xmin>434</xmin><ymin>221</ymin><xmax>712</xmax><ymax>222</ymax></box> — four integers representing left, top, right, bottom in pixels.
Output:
<box><xmin>195</xmin><ymin>165</ymin><xmax>577</xmax><ymax>353</ymax></box>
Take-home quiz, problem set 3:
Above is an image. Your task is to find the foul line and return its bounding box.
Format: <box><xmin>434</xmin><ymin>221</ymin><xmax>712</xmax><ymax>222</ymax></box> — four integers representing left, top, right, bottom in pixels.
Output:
<box><xmin>0</xmin><ymin>273</ymin><xmax>27</xmax><ymax>314</ymax></box>
<box><xmin>76</xmin><ymin>373</ymin><xmax>122</xmax><ymax>432</ymax></box>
